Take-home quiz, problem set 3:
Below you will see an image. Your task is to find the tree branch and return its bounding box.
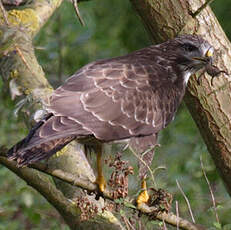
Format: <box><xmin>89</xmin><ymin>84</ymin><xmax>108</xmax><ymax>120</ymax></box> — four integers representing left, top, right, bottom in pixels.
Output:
<box><xmin>0</xmin><ymin>1</ymin><xmax>124</xmax><ymax>229</ymax></box>
<box><xmin>0</xmin><ymin>149</ymin><xmax>206</xmax><ymax>230</ymax></box>
<box><xmin>0</xmin><ymin>0</ymin><xmax>228</xmax><ymax>228</ymax></box>
<box><xmin>130</xmin><ymin>0</ymin><xmax>231</xmax><ymax>197</ymax></box>
<box><xmin>0</xmin><ymin>154</ymin><xmax>80</xmax><ymax>229</ymax></box>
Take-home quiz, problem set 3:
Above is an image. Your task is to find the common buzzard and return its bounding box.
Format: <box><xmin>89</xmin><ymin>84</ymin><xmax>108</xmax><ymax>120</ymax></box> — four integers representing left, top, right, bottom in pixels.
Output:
<box><xmin>8</xmin><ymin>34</ymin><xmax>216</xmax><ymax>196</ymax></box>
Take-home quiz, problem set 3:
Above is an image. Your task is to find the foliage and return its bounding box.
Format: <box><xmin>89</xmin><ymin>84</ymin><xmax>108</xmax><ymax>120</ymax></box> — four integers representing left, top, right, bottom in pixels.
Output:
<box><xmin>0</xmin><ymin>0</ymin><xmax>231</xmax><ymax>229</ymax></box>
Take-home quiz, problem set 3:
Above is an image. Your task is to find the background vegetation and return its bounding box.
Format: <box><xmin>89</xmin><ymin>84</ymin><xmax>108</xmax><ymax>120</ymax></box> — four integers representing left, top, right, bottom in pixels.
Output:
<box><xmin>0</xmin><ymin>0</ymin><xmax>230</xmax><ymax>229</ymax></box>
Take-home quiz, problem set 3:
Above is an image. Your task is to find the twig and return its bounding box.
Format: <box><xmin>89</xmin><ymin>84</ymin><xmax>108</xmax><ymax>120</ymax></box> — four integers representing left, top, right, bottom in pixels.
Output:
<box><xmin>15</xmin><ymin>46</ymin><xmax>31</xmax><ymax>70</ymax></box>
<box><xmin>200</xmin><ymin>156</ymin><xmax>220</xmax><ymax>223</ymax></box>
<box><xmin>191</xmin><ymin>0</ymin><xmax>214</xmax><ymax>18</ymax></box>
<box><xmin>72</xmin><ymin>0</ymin><xmax>85</xmax><ymax>26</ymax></box>
<box><xmin>0</xmin><ymin>151</ymin><xmax>206</xmax><ymax>230</ymax></box>
<box><xmin>121</xmin><ymin>216</ymin><xmax>131</xmax><ymax>230</ymax></box>
<box><xmin>14</xmin><ymin>45</ymin><xmax>39</xmax><ymax>80</ymax></box>
<box><xmin>163</xmin><ymin>219</ymin><xmax>167</xmax><ymax>230</ymax></box>
<box><xmin>0</xmin><ymin>155</ymin><xmax>78</xmax><ymax>228</ymax></box>
<box><xmin>0</xmin><ymin>0</ymin><xmax>9</xmax><ymax>26</ymax></box>
<box><xmin>152</xmin><ymin>166</ymin><xmax>167</xmax><ymax>178</ymax></box>
<box><xmin>31</xmin><ymin>161</ymin><xmax>115</xmax><ymax>200</ymax></box>
<box><xmin>138</xmin><ymin>219</ymin><xmax>142</xmax><ymax>230</ymax></box>
<box><xmin>130</xmin><ymin>147</ymin><xmax>157</xmax><ymax>187</ymax></box>
<box><xmin>176</xmin><ymin>180</ymin><xmax>195</xmax><ymax>223</ymax></box>
<box><xmin>139</xmin><ymin>203</ymin><xmax>206</xmax><ymax>230</ymax></box>
<box><xmin>176</xmin><ymin>200</ymin><xmax>179</xmax><ymax>230</ymax></box>
<box><xmin>121</xmin><ymin>215</ymin><xmax>136</xmax><ymax>230</ymax></box>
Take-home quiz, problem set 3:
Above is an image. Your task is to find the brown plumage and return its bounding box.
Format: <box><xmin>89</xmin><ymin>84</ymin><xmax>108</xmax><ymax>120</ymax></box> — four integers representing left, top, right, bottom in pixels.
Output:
<box><xmin>8</xmin><ymin>35</ymin><xmax>217</xmax><ymax>175</ymax></box>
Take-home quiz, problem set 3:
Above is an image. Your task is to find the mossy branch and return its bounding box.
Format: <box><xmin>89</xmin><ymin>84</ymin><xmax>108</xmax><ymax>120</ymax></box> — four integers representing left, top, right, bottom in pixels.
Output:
<box><xmin>0</xmin><ymin>1</ymin><xmax>124</xmax><ymax>229</ymax></box>
<box><xmin>0</xmin><ymin>154</ymin><xmax>80</xmax><ymax>229</ymax></box>
<box><xmin>0</xmin><ymin>149</ymin><xmax>206</xmax><ymax>230</ymax></box>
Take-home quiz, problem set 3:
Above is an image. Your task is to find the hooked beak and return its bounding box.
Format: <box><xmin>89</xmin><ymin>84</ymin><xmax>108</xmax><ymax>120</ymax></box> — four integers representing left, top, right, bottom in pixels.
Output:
<box><xmin>192</xmin><ymin>47</ymin><xmax>214</xmax><ymax>64</ymax></box>
<box><xmin>192</xmin><ymin>56</ymin><xmax>212</xmax><ymax>64</ymax></box>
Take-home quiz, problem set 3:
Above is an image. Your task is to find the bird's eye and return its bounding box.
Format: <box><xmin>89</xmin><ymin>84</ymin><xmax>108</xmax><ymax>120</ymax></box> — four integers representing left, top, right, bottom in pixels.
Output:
<box><xmin>206</xmin><ymin>47</ymin><xmax>214</xmax><ymax>57</ymax></box>
<box><xmin>182</xmin><ymin>43</ymin><xmax>198</xmax><ymax>52</ymax></box>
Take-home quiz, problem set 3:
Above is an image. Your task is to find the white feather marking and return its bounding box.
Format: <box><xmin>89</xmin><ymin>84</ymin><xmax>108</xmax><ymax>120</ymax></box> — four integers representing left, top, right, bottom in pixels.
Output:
<box><xmin>51</xmin><ymin>118</ymin><xmax>59</xmax><ymax>132</ymax></box>
<box><xmin>135</xmin><ymin>86</ymin><xmax>145</xmax><ymax>93</ymax></box>
<box><xmin>121</xmin><ymin>100</ymin><xmax>132</xmax><ymax>118</ymax></box>
<box><xmin>108</xmin><ymin>118</ymin><xmax>130</xmax><ymax>131</ymax></box>
<box><xmin>121</xmin><ymin>125</ymin><xmax>130</xmax><ymax>130</ymax></box>
<box><xmin>119</xmin><ymin>79</ymin><xmax>132</xmax><ymax>89</ymax></box>
<box><xmin>129</xmin><ymin>129</ymin><xmax>135</xmax><ymax>135</ymax></box>
<box><xmin>145</xmin><ymin>103</ymin><xmax>152</xmax><ymax>125</ymax></box>
<box><xmin>134</xmin><ymin>106</ymin><xmax>145</xmax><ymax>123</ymax></box>
<box><xmin>108</xmin><ymin>121</ymin><xmax>116</xmax><ymax>126</ymax></box>
<box><xmin>110</xmin><ymin>86</ymin><xmax>117</xmax><ymax>91</ymax></box>
<box><xmin>145</xmin><ymin>114</ymin><xmax>151</xmax><ymax>125</ymax></box>
<box><xmin>93</xmin><ymin>78</ymin><xmax>99</xmax><ymax>88</ymax></box>
<box><xmin>151</xmin><ymin>99</ymin><xmax>156</xmax><ymax>127</ymax></box>
<box><xmin>33</xmin><ymin>110</ymin><xmax>46</xmax><ymax>122</ymax></box>
<box><xmin>64</xmin><ymin>74</ymin><xmax>76</xmax><ymax>81</ymax></box>
<box><xmin>183</xmin><ymin>72</ymin><xmax>192</xmax><ymax>85</ymax></box>
<box><xmin>60</xmin><ymin>116</ymin><xmax>65</xmax><ymax>125</ymax></box>
<box><xmin>80</xmin><ymin>93</ymin><xmax>107</xmax><ymax>122</ymax></box>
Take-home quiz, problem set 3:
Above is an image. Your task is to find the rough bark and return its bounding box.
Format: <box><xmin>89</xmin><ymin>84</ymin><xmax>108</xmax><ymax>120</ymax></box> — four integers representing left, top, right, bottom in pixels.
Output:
<box><xmin>130</xmin><ymin>0</ymin><xmax>231</xmax><ymax>196</ymax></box>
<box><xmin>0</xmin><ymin>0</ymin><xmax>229</xmax><ymax>229</ymax></box>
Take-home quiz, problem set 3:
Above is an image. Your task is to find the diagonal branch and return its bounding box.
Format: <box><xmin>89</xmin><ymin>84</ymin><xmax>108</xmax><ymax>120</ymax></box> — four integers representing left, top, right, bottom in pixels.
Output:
<box><xmin>0</xmin><ymin>155</ymin><xmax>79</xmax><ymax>229</ymax></box>
<box><xmin>0</xmin><ymin>149</ymin><xmax>206</xmax><ymax>230</ymax></box>
<box><xmin>0</xmin><ymin>1</ymin><xmax>124</xmax><ymax>229</ymax></box>
<box><xmin>130</xmin><ymin>0</ymin><xmax>231</xmax><ymax>199</ymax></box>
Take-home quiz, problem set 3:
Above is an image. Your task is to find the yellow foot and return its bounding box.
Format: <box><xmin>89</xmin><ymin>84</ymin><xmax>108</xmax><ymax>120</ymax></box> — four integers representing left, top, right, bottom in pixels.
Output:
<box><xmin>136</xmin><ymin>179</ymin><xmax>149</xmax><ymax>207</ymax></box>
<box><xmin>95</xmin><ymin>174</ymin><xmax>107</xmax><ymax>194</ymax></box>
<box><xmin>94</xmin><ymin>143</ymin><xmax>106</xmax><ymax>196</ymax></box>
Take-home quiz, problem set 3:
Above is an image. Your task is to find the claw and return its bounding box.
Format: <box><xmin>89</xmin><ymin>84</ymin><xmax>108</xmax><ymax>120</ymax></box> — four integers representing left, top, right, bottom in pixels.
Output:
<box><xmin>136</xmin><ymin>179</ymin><xmax>149</xmax><ymax>207</ymax></box>
<box><xmin>95</xmin><ymin>174</ymin><xmax>106</xmax><ymax>194</ymax></box>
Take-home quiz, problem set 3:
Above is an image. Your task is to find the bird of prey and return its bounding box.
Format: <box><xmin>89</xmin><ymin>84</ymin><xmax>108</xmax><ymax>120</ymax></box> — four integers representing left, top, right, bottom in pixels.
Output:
<box><xmin>8</xmin><ymin>34</ymin><xmax>216</xmax><ymax>203</ymax></box>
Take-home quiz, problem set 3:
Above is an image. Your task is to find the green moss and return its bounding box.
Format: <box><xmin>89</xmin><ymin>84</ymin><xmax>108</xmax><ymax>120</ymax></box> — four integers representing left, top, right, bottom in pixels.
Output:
<box><xmin>8</xmin><ymin>9</ymin><xmax>39</xmax><ymax>35</ymax></box>
<box><xmin>10</xmin><ymin>69</ymin><xmax>19</xmax><ymax>79</ymax></box>
<box><xmin>54</xmin><ymin>145</ymin><xmax>69</xmax><ymax>158</ymax></box>
<box><xmin>0</xmin><ymin>28</ymin><xmax>16</xmax><ymax>56</ymax></box>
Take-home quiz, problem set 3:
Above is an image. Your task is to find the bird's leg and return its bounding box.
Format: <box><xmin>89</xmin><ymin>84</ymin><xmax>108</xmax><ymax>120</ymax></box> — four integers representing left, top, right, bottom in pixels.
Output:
<box><xmin>95</xmin><ymin>144</ymin><xmax>106</xmax><ymax>194</ymax></box>
<box><xmin>136</xmin><ymin>178</ymin><xmax>149</xmax><ymax>207</ymax></box>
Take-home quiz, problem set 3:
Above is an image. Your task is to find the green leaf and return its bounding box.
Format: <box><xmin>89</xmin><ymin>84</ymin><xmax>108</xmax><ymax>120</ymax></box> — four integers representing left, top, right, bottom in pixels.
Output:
<box><xmin>114</xmin><ymin>198</ymin><xmax>124</xmax><ymax>205</ymax></box>
<box><xmin>149</xmin><ymin>220</ymin><xmax>160</xmax><ymax>225</ymax></box>
<box><xmin>213</xmin><ymin>222</ymin><xmax>222</xmax><ymax>229</ymax></box>
<box><xmin>120</xmin><ymin>209</ymin><xmax>125</xmax><ymax>216</ymax></box>
<box><xmin>124</xmin><ymin>201</ymin><xmax>136</xmax><ymax>209</ymax></box>
<box><xmin>216</xmin><ymin>205</ymin><xmax>224</xmax><ymax>210</ymax></box>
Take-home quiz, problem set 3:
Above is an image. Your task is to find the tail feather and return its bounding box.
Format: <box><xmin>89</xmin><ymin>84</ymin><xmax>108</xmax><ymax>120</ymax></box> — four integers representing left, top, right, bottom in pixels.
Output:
<box><xmin>13</xmin><ymin>136</ymin><xmax>76</xmax><ymax>167</ymax></box>
<box><xmin>8</xmin><ymin>113</ymin><xmax>53</xmax><ymax>160</ymax></box>
<box><xmin>7</xmin><ymin>113</ymin><xmax>82</xmax><ymax>167</ymax></box>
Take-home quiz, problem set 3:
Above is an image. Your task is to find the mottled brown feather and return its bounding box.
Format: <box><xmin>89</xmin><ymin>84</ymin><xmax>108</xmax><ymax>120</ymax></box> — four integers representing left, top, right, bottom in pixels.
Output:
<box><xmin>8</xmin><ymin>35</ymin><xmax>214</xmax><ymax>172</ymax></box>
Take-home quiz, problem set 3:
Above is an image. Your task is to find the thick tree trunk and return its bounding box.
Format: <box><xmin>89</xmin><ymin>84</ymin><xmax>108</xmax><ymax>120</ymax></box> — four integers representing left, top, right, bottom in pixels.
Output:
<box><xmin>130</xmin><ymin>0</ymin><xmax>231</xmax><ymax>196</ymax></box>
<box><xmin>0</xmin><ymin>0</ymin><xmax>230</xmax><ymax>229</ymax></box>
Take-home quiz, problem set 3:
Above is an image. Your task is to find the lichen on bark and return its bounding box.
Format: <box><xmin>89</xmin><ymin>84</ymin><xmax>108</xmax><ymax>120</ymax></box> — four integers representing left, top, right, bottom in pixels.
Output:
<box><xmin>0</xmin><ymin>1</ymin><xmax>123</xmax><ymax>229</ymax></box>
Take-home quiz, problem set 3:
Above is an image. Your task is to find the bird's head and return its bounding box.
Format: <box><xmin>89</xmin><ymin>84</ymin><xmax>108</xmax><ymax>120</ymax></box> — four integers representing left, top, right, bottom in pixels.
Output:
<box><xmin>164</xmin><ymin>35</ymin><xmax>214</xmax><ymax>83</ymax></box>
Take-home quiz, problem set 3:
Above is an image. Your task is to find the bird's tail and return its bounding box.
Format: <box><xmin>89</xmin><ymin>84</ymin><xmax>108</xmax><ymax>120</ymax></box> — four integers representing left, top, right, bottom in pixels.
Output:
<box><xmin>7</xmin><ymin>113</ymin><xmax>76</xmax><ymax>167</ymax></box>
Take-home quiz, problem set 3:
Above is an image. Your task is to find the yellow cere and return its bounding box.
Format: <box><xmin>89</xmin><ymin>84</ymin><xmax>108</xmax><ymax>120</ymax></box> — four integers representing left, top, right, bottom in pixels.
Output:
<box><xmin>206</xmin><ymin>48</ymin><xmax>214</xmax><ymax>57</ymax></box>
